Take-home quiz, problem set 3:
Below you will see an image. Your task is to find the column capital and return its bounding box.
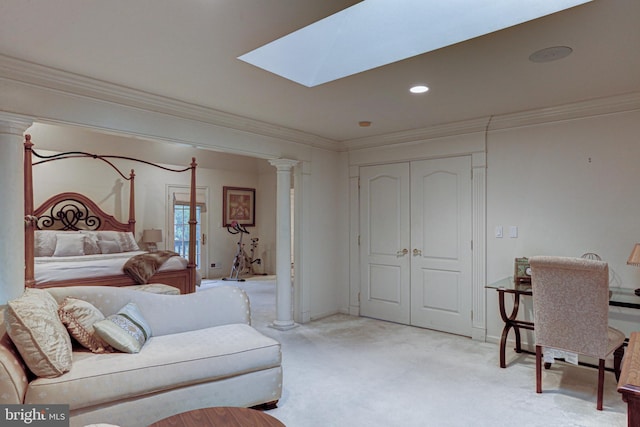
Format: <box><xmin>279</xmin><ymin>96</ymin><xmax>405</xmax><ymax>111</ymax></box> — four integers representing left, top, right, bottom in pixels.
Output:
<box><xmin>268</xmin><ymin>158</ymin><xmax>299</xmax><ymax>171</ymax></box>
<box><xmin>0</xmin><ymin>119</ymin><xmax>32</xmax><ymax>137</ymax></box>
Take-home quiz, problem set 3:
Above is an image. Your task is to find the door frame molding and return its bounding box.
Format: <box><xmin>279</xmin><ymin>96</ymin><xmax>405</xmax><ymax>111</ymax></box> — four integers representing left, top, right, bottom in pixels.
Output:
<box><xmin>166</xmin><ymin>184</ymin><xmax>209</xmax><ymax>279</ymax></box>
<box><xmin>349</xmin><ymin>132</ymin><xmax>487</xmax><ymax>341</ymax></box>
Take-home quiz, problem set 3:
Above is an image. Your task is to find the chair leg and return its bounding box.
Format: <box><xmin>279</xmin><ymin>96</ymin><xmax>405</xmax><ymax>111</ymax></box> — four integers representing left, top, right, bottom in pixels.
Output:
<box><xmin>614</xmin><ymin>344</ymin><xmax>625</xmax><ymax>382</ymax></box>
<box><xmin>597</xmin><ymin>359</ymin><xmax>605</xmax><ymax>411</ymax></box>
<box><xmin>536</xmin><ymin>345</ymin><xmax>542</xmax><ymax>394</ymax></box>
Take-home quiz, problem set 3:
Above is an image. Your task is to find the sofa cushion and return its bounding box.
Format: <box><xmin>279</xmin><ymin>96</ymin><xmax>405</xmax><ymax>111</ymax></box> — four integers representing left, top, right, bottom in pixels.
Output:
<box><xmin>5</xmin><ymin>288</ymin><xmax>73</xmax><ymax>378</ymax></box>
<box><xmin>93</xmin><ymin>303</ymin><xmax>152</xmax><ymax>353</ymax></box>
<box><xmin>25</xmin><ymin>323</ymin><xmax>281</xmax><ymax>411</ymax></box>
<box><xmin>58</xmin><ymin>297</ymin><xmax>112</xmax><ymax>353</ymax></box>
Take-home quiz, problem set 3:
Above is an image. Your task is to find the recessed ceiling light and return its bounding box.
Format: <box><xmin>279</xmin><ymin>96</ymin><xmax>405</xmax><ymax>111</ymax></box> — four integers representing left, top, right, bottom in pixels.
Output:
<box><xmin>359</xmin><ymin>121</ymin><xmax>372</xmax><ymax>127</ymax></box>
<box><xmin>529</xmin><ymin>46</ymin><xmax>573</xmax><ymax>63</ymax></box>
<box><xmin>410</xmin><ymin>85</ymin><xmax>429</xmax><ymax>94</ymax></box>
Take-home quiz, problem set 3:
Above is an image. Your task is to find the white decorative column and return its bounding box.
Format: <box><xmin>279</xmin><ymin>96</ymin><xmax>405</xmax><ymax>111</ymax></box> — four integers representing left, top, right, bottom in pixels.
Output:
<box><xmin>268</xmin><ymin>159</ymin><xmax>298</xmax><ymax>330</ymax></box>
<box><xmin>0</xmin><ymin>119</ymin><xmax>32</xmax><ymax>304</ymax></box>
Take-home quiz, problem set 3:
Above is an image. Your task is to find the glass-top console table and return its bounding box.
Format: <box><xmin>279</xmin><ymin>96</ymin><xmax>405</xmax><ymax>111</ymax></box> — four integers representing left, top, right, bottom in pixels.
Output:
<box><xmin>486</xmin><ymin>277</ymin><xmax>640</xmax><ymax>368</ymax></box>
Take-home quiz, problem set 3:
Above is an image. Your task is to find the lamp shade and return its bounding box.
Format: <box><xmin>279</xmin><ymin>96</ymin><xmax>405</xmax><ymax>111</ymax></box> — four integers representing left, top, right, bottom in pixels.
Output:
<box><xmin>142</xmin><ymin>229</ymin><xmax>163</xmax><ymax>243</ymax></box>
<box><xmin>627</xmin><ymin>243</ymin><xmax>640</xmax><ymax>266</ymax></box>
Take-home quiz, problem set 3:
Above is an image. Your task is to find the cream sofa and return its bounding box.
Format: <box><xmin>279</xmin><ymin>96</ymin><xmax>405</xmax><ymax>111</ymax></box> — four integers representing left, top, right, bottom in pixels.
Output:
<box><xmin>0</xmin><ymin>285</ymin><xmax>282</xmax><ymax>427</ymax></box>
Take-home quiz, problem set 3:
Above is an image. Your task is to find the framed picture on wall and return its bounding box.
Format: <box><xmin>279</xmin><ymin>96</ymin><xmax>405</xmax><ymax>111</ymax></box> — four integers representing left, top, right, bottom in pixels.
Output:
<box><xmin>223</xmin><ymin>186</ymin><xmax>255</xmax><ymax>227</ymax></box>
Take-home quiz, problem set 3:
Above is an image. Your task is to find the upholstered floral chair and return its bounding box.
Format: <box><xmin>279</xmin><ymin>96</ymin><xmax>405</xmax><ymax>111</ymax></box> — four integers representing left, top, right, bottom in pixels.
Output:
<box><xmin>529</xmin><ymin>256</ymin><xmax>626</xmax><ymax>410</ymax></box>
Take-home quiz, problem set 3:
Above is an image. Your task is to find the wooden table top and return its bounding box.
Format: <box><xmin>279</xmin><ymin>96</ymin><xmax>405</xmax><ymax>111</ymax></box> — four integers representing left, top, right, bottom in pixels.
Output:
<box><xmin>148</xmin><ymin>406</ymin><xmax>285</xmax><ymax>427</ymax></box>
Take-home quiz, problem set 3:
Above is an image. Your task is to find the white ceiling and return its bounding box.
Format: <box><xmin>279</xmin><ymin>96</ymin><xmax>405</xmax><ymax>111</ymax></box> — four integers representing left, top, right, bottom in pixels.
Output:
<box><xmin>1</xmin><ymin>0</ymin><xmax>639</xmax><ymax>143</ymax></box>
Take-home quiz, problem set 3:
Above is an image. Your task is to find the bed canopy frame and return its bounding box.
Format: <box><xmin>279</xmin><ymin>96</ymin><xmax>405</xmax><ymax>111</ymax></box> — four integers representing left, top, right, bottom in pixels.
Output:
<box><xmin>23</xmin><ymin>134</ymin><xmax>198</xmax><ymax>293</ymax></box>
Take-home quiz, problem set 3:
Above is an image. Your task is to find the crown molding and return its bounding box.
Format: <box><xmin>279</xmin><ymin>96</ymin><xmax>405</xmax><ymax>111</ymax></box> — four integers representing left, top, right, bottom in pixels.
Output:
<box><xmin>0</xmin><ymin>54</ymin><xmax>342</xmax><ymax>151</ymax></box>
<box><xmin>343</xmin><ymin>117</ymin><xmax>491</xmax><ymax>151</ymax></box>
<box><xmin>487</xmin><ymin>92</ymin><xmax>640</xmax><ymax>131</ymax></box>
<box><xmin>343</xmin><ymin>91</ymin><xmax>640</xmax><ymax>151</ymax></box>
<box><xmin>3</xmin><ymin>55</ymin><xmax>638</xmax><ymax>154</ymax></box>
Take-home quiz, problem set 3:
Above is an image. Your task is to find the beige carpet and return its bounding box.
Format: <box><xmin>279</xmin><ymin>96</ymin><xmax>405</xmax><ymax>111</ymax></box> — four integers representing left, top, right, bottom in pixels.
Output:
<box><xmin>198</xmin><ymin>277</ymin><xmax>627</xmax><ymax>427</ymax></box>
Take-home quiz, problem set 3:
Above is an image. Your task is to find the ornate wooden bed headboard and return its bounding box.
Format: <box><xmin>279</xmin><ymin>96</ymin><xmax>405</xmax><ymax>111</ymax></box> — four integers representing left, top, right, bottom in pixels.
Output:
<box><xmin>33</xmin><ymin>192</ymin><xmax>134</xmax><ymax>232</ymax></box>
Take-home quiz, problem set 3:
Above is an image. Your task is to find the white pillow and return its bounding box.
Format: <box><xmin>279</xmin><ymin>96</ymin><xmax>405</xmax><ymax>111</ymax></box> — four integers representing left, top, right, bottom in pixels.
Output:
<box><xmin>53</xmin><ymin>233</ymin><xmax>85</xmax><ymax>257</ymax></box>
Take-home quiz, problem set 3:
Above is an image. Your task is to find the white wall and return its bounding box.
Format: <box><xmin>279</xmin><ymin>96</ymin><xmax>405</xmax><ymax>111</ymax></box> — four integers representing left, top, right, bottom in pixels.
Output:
<box><xmin>486</xmin><ymin>109</ymin><xmax>640</xmax><ymax>342</ymax></box>
<box><xmin>256</xmin><ymin>162</ymin><xmax>277</xmax><ymax>275</ymax></box>
<box><xmin>304</xmin><ymin>147</ymin><xmax>349</xmax><ymax>320</ymax></box>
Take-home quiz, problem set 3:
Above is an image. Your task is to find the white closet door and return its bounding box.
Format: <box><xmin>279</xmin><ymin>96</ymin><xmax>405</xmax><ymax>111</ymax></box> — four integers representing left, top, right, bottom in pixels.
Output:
<box><xmin>359</xmin><ymin>163</ymin><xmax>411</xmax><ymax>324</ymax></box>
<box><xmin>410</xmin><ymin>156</ymin><xmax>472</xmax><ymax>336</ymax></box>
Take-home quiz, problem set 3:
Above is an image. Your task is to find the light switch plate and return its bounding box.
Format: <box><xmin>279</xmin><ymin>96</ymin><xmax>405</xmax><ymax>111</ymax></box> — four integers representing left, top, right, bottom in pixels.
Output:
<box><xmin>509</xmin><ymin>226</ymin><xmax>518</xmax><ymax>238</ymax></box>
<box><xmin>495</xmin><ymin>226</ymin><xmax>503</xmax><ymax>238</ymax></box>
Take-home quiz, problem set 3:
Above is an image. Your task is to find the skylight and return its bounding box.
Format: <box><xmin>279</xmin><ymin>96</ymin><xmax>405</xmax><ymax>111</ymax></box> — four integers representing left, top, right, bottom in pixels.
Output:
<box><xmin>238</xmin><ymin>0</ymin><xmax>592</xmax><ymax>87</ymax></box>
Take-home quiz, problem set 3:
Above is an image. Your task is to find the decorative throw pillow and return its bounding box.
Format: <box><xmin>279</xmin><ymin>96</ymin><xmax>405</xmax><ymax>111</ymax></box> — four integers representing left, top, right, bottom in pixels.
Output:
<box><xmin>5</xmin><ymin>288</ymin><xmax>73</xmax><ymax>378</ymax></box>
<box><xmin>58</xmin><ymin>297</ymin><xmax>112</xmax><ymax>353</ymax></box>
<box><xmin>98</xmin><ymin>240</ymin><xmax>121</xmax><ymax>254</ymax></box>
<box><xmin>97</xmin><ymin>231</ymin><xmax>140</xmax><ymax>252</ymax></box>
<box><xmin>80</xmin><ymin>231</ymin><xmax>101</xmax><ymax>255</ymax></box>
<box><xmin>93</xmin><ymin>302</ymin><xmax>151</xmax><ymax>353</ymax></box>
<box><xmin>118</xmin><ymin>231</ymin><xmax>141</xmax><ymax>252</ymax></box>
<box><xmin>34</xmin><ymin>230</ymin><xmax>59</xmax><ymax>257</ymax></box>
<box><xmin>53</xmin><ymin>233</ymin><xmax>85</xmax><ymax>257</ymax></box>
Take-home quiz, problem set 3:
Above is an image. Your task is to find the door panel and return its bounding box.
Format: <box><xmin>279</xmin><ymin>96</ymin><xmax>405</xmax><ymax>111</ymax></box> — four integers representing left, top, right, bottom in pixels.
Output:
<box><xmin>359</xmin><ymin>164</ymin><xmax>410</xmax><ymax>324</ymax></box>
<box><xmin>419</xmin><ymin>269</ymin><xmax>459</xmax><ymax>312</ymax></box>
<box><xmin>410</xmin><ymin>157</ymin><xmax>472</xmax><ymax>336</ymax></box>
<box><xmin>370</xmin><ymin>264</ymin><xmax>402</xmax><ymax>303</ymax></box>
<box><xmin>422</xmin><ymin>171</ymin><xmax>458</xmax><ymax>260</ymax></box>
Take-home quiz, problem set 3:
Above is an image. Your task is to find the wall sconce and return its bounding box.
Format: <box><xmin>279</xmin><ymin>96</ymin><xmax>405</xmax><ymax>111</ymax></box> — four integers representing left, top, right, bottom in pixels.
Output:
<box><xmin>142</xmin><ymin>229</ymin><xmax>163</xmax><ymax>252</ymax></box>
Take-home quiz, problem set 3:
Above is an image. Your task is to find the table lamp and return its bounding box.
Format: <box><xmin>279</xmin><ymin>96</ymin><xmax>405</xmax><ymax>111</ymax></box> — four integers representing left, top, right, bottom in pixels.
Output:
<box><xmin>142</xmin><ymin>229</ymin><xmax>162</xmax><ymax>252</ymax></box>
<box><xmin>626</xmin><ymin>243</ymin><xmax>640</xmax><ymax>295</ymax></box>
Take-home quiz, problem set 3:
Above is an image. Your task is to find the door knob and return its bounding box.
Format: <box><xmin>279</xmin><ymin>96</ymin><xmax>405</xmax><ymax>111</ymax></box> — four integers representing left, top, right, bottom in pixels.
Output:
<box><xmin>396</xmin><ymin>249</ymin><xmax>408</xmax><ymax>256</ymax></box>
<box><xmin>413</xmin><ymin>248</ymin><xmax>422</xmax><ymax>256</ymax></box>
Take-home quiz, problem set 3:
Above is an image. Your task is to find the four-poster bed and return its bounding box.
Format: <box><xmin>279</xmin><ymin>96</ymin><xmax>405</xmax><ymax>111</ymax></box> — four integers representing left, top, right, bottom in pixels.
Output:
<box><xmin>23</xmin><ymin>135</ymin><xmax>199</xmax><ymax>294</ymax></box>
